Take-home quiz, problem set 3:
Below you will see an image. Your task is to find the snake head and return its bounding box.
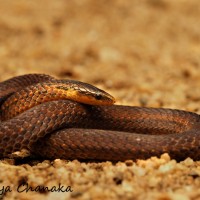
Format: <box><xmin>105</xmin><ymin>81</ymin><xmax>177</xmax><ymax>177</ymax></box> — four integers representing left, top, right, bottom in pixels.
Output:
<box><xmin>56</xmin><ymin>80</ymin><xmax>116</xmax><ymax>105</ymax></box>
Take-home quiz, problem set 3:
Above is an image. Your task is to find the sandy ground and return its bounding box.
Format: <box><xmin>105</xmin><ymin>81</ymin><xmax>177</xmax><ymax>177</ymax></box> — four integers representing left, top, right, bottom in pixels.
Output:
<box><xmin>1</xmin><ymin>0</ymin><xmax>200</xmax><ymax>199</ymax></box>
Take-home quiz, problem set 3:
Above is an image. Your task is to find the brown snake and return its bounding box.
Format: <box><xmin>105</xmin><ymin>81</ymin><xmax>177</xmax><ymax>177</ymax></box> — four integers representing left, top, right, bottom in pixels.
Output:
<box><xmin>0</xmin><ymin>74</ymin><xmax>200</xmax><ymax>161</ymax></box>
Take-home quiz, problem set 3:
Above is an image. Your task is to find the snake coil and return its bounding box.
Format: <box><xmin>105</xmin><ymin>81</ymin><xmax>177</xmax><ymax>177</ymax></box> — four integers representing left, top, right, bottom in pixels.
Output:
<box><xmin>0</xmin><ymin>74</ymin><xmax>200</xmax><ymax>161</ymax></box>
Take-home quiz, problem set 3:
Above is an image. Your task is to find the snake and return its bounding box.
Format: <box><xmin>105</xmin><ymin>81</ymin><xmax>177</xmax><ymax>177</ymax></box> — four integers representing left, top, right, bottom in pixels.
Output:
<box><xmin>0</xmin><ymin>74</ymin><xmax>200</xmax><ymax>161</ymax></box>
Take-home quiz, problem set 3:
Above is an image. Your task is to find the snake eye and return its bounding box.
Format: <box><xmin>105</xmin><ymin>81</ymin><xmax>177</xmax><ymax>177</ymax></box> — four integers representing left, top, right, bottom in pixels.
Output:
<box><xmin>95</xmin><ymin>94</ymin><xmax>102</xmax><ymax>100</ymax></box>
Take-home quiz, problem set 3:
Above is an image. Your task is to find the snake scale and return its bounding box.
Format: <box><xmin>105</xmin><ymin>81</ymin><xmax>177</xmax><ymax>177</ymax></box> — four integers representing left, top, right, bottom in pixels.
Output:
<box><xmin>0</xmin><ymin>74</ymin><xmax>200</xmax><ymax>161</ymax></box>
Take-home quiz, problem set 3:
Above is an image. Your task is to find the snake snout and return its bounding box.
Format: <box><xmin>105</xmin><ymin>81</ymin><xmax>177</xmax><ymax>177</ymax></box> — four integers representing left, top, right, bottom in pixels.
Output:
<box><xmin>94</xmin><ymin>91</ymin><xmax>115</xmax><ymax>105</ymax></box>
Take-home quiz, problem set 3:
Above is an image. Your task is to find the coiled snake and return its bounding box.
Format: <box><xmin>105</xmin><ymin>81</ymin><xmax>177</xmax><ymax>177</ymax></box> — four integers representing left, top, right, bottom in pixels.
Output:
<box><xmin>0</xmin><ymin>74</ymin><xmax>200</xmax><ymax>161</ymax></box>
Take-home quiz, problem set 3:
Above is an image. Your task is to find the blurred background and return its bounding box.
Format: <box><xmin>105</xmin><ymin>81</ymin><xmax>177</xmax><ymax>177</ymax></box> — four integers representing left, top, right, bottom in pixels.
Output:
<box><xmin>0</xmin><ymin>0</ymin><xmax>200</xmax><ymax>110</ymax></box>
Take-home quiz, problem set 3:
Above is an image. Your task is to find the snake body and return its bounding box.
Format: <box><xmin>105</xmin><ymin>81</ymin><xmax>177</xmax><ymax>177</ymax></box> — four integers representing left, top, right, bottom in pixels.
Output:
<box><xmin>0</xmin><ymin>74</ymin><xmax>200</xmax><ymax>161</ymax></box>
